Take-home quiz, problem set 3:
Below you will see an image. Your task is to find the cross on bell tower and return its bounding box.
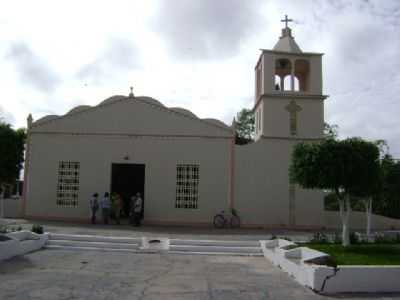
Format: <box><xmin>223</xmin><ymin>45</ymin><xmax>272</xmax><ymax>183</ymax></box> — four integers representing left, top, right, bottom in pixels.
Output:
<box><xmin>281</xmin><ymin>14</ymin><xmax>293</xmax><ymax>29</ymax></box>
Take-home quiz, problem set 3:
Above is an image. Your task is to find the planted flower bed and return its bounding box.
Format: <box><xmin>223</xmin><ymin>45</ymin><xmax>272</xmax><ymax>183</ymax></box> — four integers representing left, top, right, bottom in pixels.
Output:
<box><xmin>0</xmin><ymin>225</ymin><xmax>48</xmax><ymax>261</ymax></box>
<box><xmin>261</xmin><ymin>237</ymin><xmax>400</xmax><ymax>294</ymax></box>
<box><xmin>306</xmin><ymin>243</ymin><xmax>400</xmax><ymax>266</ymax></box>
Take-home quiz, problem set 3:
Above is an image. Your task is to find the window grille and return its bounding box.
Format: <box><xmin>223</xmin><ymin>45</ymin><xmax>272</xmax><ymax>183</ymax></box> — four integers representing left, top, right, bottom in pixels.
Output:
<box><xmin>56</xmin><ymin>161</ymin><xmax>80</xmax><ymax>207</ymax></box>
<box><xmin>175</xmin><ymin>164</ymin><xmax>199</xmax><ymax>209</ymax></box>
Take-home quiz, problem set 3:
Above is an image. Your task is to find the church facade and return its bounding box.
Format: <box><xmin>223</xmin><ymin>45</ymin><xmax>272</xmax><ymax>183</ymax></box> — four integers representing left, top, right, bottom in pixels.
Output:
<box><xmin>22</xmin><ymin>24</ymin><xmax>327</xmax><ymax>228</ymax></box>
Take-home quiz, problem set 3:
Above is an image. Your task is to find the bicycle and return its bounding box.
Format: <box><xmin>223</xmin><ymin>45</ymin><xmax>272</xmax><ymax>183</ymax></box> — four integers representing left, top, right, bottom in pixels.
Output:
<box><xmin>213</xmin><ymin>209</ymin><xmax>241</xmax><ymax>229</ymax></box>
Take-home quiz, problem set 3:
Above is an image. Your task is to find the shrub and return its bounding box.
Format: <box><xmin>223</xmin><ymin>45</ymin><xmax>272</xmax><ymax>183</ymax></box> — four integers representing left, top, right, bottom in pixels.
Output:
<box><xmin>31</xmin><ymin>224</ymin><xmax>44</xmax><ymax>234</ymax></box>
<box><xmin>349</xmin><ymin>232</ymin><xmax>359</xmax><ymax>244</ymax></box>
<box><xmin>0</xmin><ymin>225</ymin><xmax>7</xmax><ymax>234</ymax></box>
<box><xmin>374</xmin><ymin>232</ymin><xmax>400</xmax><ymax>244</ymax></box>
<box><xmin>310</xmin><ymin>232</ymin><xmax>329</xmax><ymax>244</ymax></box>
<box><xmin>231</xmin><ymin>208</ymin><xmax>238</xmax><ymax>217</ymax></box>
<box><xmin>333</xmin><ymin>232</ymin><xmax>341</xmax><ymax>244</ymax></box>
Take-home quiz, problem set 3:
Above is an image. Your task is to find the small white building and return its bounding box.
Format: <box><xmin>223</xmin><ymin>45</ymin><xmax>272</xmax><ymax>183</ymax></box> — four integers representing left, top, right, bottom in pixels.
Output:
<box><xmin>22</xmin><ymin>24</ymin><xmax>327</xmax><ymax>228</ymax></box>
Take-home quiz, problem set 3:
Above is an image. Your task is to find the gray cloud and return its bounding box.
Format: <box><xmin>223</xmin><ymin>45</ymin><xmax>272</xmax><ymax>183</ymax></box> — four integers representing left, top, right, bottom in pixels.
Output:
<box><xmin>0</xmin><ymin>105</ymin><xmax>16</xmax><ymax>125</ymax></box>
<box><xmin>77</xmin><ymin>38</ymin><xmax>142</xmax><ymax>84</ymax></box>
<box><xmin>319</xmin><ymin>1</ymin><xmax>400</xmax><ymax>157</ymax></box>
<box><xmin>151</xmin><ymin>0</ymin><xmax>264</xmax><ymax>60</ymax></box>
<box><xmin>6</xmin><ymin>43</ymin><xmax>59</xmax><ymax>93</ymax></box>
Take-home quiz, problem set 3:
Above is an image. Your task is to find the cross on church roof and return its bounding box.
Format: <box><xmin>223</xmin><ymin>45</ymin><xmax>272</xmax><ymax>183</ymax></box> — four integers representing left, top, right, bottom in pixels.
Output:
<box><xmin>281</xmin><ymin>14</ymin><xmax>293</xmax><ymax>28</ymax></box>
<box><xmin>129</xmin><ymin>86</ymin><xmax>134</xmax><ymax>98</ymax></box>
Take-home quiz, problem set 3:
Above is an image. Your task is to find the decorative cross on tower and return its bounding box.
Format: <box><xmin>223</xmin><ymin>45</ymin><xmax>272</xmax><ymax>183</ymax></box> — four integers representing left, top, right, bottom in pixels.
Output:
<box><xmin>281</xmin><ymin>14</ymin><xmax>293</xmax><ymax>28</ymax></box>
<box><xmin>285</xmin><ymin>100</ymin><xmax>302</xmax><ymax>135</ymax></box>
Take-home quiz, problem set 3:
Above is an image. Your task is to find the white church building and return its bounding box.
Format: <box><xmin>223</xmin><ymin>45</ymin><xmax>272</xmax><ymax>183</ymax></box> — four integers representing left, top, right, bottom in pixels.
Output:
<box><xmin>22</xmin><ymin>23</ymin><xmax>327</xmax><ymax>228</ymax></box>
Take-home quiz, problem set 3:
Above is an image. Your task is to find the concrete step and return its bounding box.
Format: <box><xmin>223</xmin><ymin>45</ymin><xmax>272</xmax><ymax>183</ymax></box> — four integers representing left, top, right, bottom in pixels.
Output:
<box><xmin>47</xmin><ymin>239</ymin><xmax>140</xmax><ymax>250</ymax></box>
<box><xmin>169</xmin><ymin>239</ymin><xmax>260</xmax><ymax>247</ymax></box>
<box><xmin>45</xmin><ymin>244</ymin><xmax>139</xmax><ymax>253</ymax></box>
<box><xmin>49</xmin><ymin>233</ymin><xmax>142</xmax><ymax>245</ymax></box>
<box><xmin>169</xmin><ymin>250</ymin><xmax>264</xmax><ymax>257</ymax></box>
<box><xmin>169</xmin><ymin>244</ymin><xmax>262</xmax><ymax>254</ymax></box>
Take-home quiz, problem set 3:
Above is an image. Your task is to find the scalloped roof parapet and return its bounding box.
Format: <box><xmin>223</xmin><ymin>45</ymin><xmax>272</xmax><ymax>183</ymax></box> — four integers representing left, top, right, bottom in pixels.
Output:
<box><xmin>169</xmin><ymin>107</ymin><xmax>198</xmax><ymax>118</ymax></box>
<box><xmin>99</xmin><ymin>95</ymin><xmax>127</xmax><ymax>106</ymax></box>
<box><xmin>31</xmin><ymin>94</ymin><xmax>233</xmax><ymax>133</ymax></box>
<box><xmin>202</xmin><ymin>118</ymin><xmax>230</xmax><ymax>129</ymax></box>
<box><xmin>34</xmin><ymin>115</ymin><xmax>60</xmax><ymax>125</ymax></box>
<box><xmin>137</xmin><ymin>96</ymin><xmax>165</xmax><ymax>108</ymax></box>
<box><xmin>67</xmin><ymin>105</ymin><xmax>92</xmax><ymax>115</ymax></box>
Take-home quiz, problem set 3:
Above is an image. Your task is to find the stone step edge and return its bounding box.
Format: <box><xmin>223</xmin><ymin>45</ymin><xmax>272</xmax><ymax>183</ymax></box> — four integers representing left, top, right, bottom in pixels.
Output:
<box><xmin>47</xmin><ymin>240</ymin><xmax>140</xmax><ymax>248</ymax></box>
<box><xmin>45</xmin><ymin>245</ymin><xmax>263</xmax><ymax>257</ymax></box>
<box><xmin>45</xmin><ymin>245</ymin><xmax>168</xmax><ymax>254</ymax></box>
<box><xmin>169</xmin><ymin>251</ymin><xmax>264</xmax><ymax>257</ymax></box>
<box><xmin>169</xmin><ymin>239</ymin><xmax>260</xmax><ymax>247</ymax></box>
<box><xmin>170</xmin><ymin>245</ymin><xmax>262</xmax><ymax>252</ymax></box>
<box><xmin>45</xmin><ymin>245</ymin><xmax>141</xmax><ymax>253</ymax></box>
<box><xmin>49</xmin><ymin>233</ymin><xmax>142</xmax><ymax>243</ymax></box>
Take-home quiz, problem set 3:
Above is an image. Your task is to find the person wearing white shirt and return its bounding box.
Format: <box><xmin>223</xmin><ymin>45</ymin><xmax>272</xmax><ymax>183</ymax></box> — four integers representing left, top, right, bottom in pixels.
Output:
<box><xmin>133</xmin><ymin>192</ymin><xmax>143</xmax><ymax>227</ymax></box>
<box><xmin>100</xmin><ymin>192</ymin><xmax>111</xmax><ymax>224</ymax></box>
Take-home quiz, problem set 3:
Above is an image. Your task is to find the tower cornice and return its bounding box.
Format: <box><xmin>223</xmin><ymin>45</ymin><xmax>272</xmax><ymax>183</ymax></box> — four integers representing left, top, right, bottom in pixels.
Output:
<box><xmin>260</xmin><ymin>49</ymin><xmax>324</xmax><ymax>56</ymax></box>
<box><xmin>252</xmin><ymin>93</ymin><xmax>328</xmax><ymax>112</ymax></box>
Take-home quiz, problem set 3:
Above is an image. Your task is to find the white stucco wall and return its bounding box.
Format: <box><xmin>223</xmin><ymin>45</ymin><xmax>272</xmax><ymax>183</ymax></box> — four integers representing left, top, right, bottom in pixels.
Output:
<box><xmin>234</xmin><ymin>138</ymin><xmax>324</xmax><ymax>228</ymax></box>
<box><xmin>1</xmin><ymin>198</ymin><xmax>23</xmax><ymax>218</ymax></box>
<box><xmin>261</xmin><ymin>96</ymin><xmax>324</xmax><ymax>139</ymax></box>
<box><xmin>26</xmin><ymin>133</ymin><xmax>231</xmax><ymax>224</ymax></box>
<box><xmin>324</xmin><ymin>211</ymin><xmax>400</xmax><ymax>230</ymax></box>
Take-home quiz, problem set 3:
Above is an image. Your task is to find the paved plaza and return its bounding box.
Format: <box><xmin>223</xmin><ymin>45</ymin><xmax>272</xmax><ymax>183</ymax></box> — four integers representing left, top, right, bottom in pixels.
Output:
<box><xmin>1</xmin><ymin>220</ymin><xmax>400</xmax><ymax>299</ymax></box>
<box><xmin>0</xmin><ymin>249</ymin><xmax>399</xmax><ymax>300</ymax></box>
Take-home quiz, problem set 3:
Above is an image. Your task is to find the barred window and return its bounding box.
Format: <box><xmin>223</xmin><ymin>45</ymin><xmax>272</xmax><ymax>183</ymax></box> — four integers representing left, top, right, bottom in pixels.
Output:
<box><xmin>56</xmin><ymin>161</ymin><xmax>80</xmax><ymax>207</ymax></box>
<box><xmin>175</xmin><ymin>164</ymin><xmax>199</xmax><ymax>209</ymax></box>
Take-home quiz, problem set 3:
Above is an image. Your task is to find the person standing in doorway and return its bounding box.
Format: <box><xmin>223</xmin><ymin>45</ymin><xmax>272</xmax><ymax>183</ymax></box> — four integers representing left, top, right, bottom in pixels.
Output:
<box><xmin>113</xmin><ymin>193</ymin><xmax>123</xmax><ymax>225</ymax></box>
<box><xmin>100</xmin><ymin>192</ymin><xmax>111</xmax><ymax>225</ymax></box>
<box><xmin>133</xmin><ymin>192</ymin><xmax>143</xmax><ymax>227</ymax></box>
<box><xmin>89</xmin><ymin>193</ymin><xmax>99</xmax><ymax>224</ymax></box>
<box><xmin>129</xmin><ymin>194</ymin><xmax>136</xmax><ymax>225</ymax></box>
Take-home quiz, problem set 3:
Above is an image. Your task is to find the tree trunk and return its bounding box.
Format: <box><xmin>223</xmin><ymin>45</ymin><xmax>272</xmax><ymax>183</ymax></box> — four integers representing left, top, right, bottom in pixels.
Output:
<box><xmin>340</xmin><ymin>194</ymin><xmax>351</xmax><ymax>247</ymax></box>
<box><xmin>0</xmin><ymin>183</ymin><xmax>4</xmax><ymax>218</ymax></box>
<box><xmin>365</xmin><ymin>197</ymin><xmax>372</xmax><ymax>236</ymax></box>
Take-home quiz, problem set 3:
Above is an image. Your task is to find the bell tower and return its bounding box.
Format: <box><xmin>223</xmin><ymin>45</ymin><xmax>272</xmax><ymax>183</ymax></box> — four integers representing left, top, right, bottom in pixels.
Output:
<box><xmin>254</xmin><ymin>15</ymin><xmax>327</xmax><ymax>141</ymax></box>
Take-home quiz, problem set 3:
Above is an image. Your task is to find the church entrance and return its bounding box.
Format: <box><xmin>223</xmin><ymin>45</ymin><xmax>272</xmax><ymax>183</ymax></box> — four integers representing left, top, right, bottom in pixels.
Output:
<box><xmin>111</xmin><ymin>163</ymin><xmax>145</xmax><ymax>220</ymax></box>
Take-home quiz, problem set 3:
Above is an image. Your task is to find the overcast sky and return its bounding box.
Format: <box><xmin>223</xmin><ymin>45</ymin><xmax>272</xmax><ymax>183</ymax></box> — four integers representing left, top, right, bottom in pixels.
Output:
<box><xmin>1</xmin><ymin>0</ymin><xmax>399</xmax><ymax>157</ymax></box>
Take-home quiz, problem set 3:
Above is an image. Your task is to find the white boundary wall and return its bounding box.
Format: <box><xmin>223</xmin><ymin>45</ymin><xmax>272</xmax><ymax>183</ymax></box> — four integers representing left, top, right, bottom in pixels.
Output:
<box><xmin>324</xmin><ymin>211</ymin><xmax>400</xmax><ymax>230</ymax></box>
<box><xmin>261</xmin><ymin>239</ymin><xmax>400</xmax><ymax>294</ymax></box>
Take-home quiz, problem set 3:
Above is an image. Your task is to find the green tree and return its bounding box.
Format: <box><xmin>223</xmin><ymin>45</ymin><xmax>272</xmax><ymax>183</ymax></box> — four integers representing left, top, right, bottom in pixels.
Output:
<box><xmin>323</xmin><ymin>122</ymin><xmax>339</xmax><ymax>140</ymax></box>
<box><xmin>373</xmin><ymin>155</ymin><xmax>400</xmax><ymax>219</ymax></box>
<box><xmin>0</xmin><ymin>122</ymin><xmax>26</xmax><ymax>196</ymax></box>
<box><xmin>290</xmin><ymin>138</ymin><xmax>380</xmax><ymax>246</ymax></box>
<box><xmin>235</xmin><ymin>108</ymin><xmax>255</xmax><ymax>145</ymax></box>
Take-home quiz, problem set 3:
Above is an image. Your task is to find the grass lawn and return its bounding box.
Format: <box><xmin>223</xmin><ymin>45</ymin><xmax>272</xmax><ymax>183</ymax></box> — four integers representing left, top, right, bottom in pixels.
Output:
<box><xmin>305</xmin><ymin>243</ymin><xmax>400</xmax><ymax>265</ymax></box>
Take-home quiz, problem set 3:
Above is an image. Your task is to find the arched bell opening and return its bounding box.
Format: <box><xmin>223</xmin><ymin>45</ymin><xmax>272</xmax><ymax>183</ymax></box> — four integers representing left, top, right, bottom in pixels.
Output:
<box><xmin>283</xmin><ymin>75</ymin><xmax>292</xmax><ymax>91</ymax></box>
<box><xmin>294</xmin><ymin>59</ymin><xmax>310</xmax><ymax>92</ymax></box>
<box><xmin>274</xmin><ymin>75</ymin><xmax>281</xmax><ymax>91</ymax></box>
<box><xmin>275</xmin><ymin>59</ymin><xmax>292</xmax><ymax>91</ymax></box>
